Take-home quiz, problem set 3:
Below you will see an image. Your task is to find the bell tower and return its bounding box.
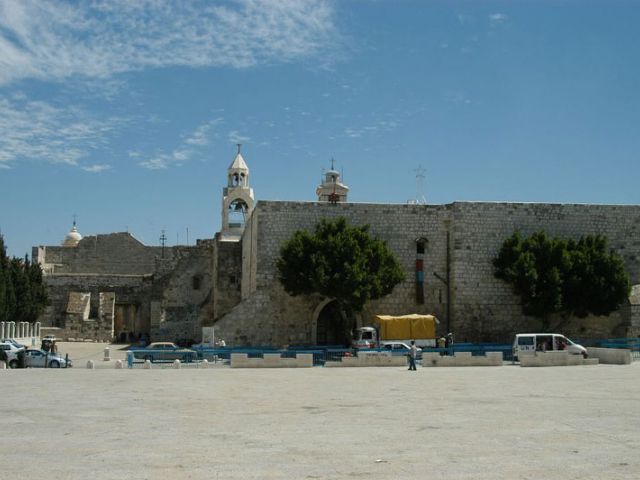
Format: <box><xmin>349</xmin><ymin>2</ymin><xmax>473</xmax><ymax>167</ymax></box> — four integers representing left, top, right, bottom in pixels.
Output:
<box><xmin>316</xmin><ymin>158</ymin><xmax>349</xmax><ymax>203</ymax></box>
<box><xmin>221</xmin><ymin>144</ymin><xmax>254</xmax><ymax>239</ymax></box>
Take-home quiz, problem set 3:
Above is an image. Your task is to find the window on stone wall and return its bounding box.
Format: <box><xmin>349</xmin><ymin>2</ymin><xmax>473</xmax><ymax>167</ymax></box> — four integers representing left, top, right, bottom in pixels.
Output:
<box><xmin>192</xmin><ymin>276</ymin><xmax>201</xmax><ymax>290</ymax></box>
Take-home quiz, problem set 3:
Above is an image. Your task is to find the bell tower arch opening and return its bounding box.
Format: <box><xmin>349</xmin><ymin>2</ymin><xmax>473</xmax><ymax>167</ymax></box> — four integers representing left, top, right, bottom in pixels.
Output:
<box><xmin>228</xmin><ymin>198</ymin><xmax>250</xmax><ymax>229</ymax></box>
<box><xmin>221</xmin><ymin>144</ymin><xmax>255</xmax><ymax>239</ymax></box>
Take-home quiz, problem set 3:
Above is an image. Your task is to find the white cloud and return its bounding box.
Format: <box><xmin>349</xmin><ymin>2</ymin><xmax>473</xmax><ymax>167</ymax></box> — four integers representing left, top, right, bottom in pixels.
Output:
<box><xmin>82</xmin><ymin>164</ymin><xmax>112</xmax><ymax>173</ymax></box>
<box><xmin>489</xmin><ymin>13</ymin><xmax>508</xmax><ymax>26</ymax></box>
<box><xmin>228</xmin><ymin>130</ymin><xmax>251</xmax><ymax>145</ymax></box>
<box><xmin>0</xmin><ymin>95</ymin><xmax>119</xmax><ymax>168</ymax></box>
<box><xmin>457</xmin><ymin>14</ymin><xmax>475</xmax><ymax>25</ymax></box>
<box><xmin>344</xmin><ymin>120</ymin><xmax>399</xmax><ymax>139</ymax></box>
<box><xmin>0</xmin><ymin>0</ymin><xmax>341</xmax><ymax>86</ymax></box>
<box><xmin>185</xmin><ymin>118</ymin><xmax>223</xmax><ymax>146</ymax></box>
<box><xmin>138</xmin><ymin>119</ymin><xmax>222</xmax><ymax>170</ymax></box>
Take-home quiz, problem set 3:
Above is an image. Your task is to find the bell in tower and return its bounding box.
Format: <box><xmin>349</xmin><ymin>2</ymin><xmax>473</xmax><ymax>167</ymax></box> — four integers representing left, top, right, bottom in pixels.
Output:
<box><xmin>221</xmin><ymin>144</ymin><xmax>255</xmax><ymax>239</ymax></box>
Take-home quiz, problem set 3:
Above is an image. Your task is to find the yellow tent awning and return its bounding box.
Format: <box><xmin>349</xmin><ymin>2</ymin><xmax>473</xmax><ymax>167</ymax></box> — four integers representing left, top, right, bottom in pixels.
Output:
<box><xmin>374</xmin><ymin>314</ymin><xmax>439</xmax><ymax>340</ymax></box>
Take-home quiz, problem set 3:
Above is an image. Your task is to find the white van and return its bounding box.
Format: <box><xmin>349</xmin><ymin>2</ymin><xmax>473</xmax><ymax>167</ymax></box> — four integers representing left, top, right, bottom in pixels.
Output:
<box><xmin>512</xmin><ymin>333</ymin><xmax>588</xmax><ymax>361</ymax></box>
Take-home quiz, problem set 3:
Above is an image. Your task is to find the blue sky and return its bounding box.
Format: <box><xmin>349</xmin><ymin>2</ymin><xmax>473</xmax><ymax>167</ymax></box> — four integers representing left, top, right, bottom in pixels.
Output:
<box><xmin>1</xmin><ymin>0</ymin><xmax>639</xmax><ymax>258</ymax></box>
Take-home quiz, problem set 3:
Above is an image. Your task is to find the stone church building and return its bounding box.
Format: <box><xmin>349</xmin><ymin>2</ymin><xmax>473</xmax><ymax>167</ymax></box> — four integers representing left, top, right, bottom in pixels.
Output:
<box><xmin>34</xmin><ymin>150</ymin><xmax>640</xmax><ymax>345</ymax></box>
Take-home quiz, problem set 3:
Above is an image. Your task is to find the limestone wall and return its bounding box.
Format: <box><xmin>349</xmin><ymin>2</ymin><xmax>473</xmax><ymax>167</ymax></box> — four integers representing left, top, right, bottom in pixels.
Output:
<box><xmin>149</xmin><ymin>244</ymin><xmax>214</xmax><ymax>342</ymax></box>
<box><xmin>39</xmin><ymin>273</ymin><xmax>153</xmax><ymax>330</ymax></box>
<box><xmin>218</xmin><ymin>200</ymin><xmax>640</xmax><ymax>346</ymax></box>
<box><xmin>59</xmin><ymin>292</ymin><xmax>115</xmax><ymax>342</ymax></box>
<box><xmin>213</xmin><ymin>238</ymin><xmax>242</xmax><ymax>321</ymax></box>
<box><xmin>449</xmin><ymin>202</ymin><xmax>640</xmax><ymax>340</ymax></box>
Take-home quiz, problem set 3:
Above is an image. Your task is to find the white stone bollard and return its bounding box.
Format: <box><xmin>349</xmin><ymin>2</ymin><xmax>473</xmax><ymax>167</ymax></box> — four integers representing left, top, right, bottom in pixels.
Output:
<box><xmin>143</xmin><ymin>359</ymin><xmax>152</xmax><ymax>369</ymax></box>
<box><xmin>1</xmin><ymin>361</ymin><xmax>6</xmax><ymax>370</ymax></box>
<box><xmin>201</xmin><ymin>359</ymin><xmax>209</xmax><ymax>369</ymax></box>
<box><xmin>103</xmin><ymin>347</ymin><xmax>111</xmax><ymax>361</ymax></box>
<box><xmin>115</xmin><ymin>360</ymin><xmax>123</xmax><ymax>369</ymax></box>
<box><xmin>86</xmin><ymin>360</ymin><xmax>95</xmax><ymax>369</ymax></box>
<box><xmin>173</xmin><ymin>359</ymin><xmax>181</xmax><ymax>369</ymax></box>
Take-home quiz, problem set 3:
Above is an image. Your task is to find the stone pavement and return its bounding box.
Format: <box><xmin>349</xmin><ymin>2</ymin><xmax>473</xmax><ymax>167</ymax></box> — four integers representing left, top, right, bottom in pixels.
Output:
<box><xmin>1</xmin><ymin>343</ymin><xmax>639</xmax><ymax>479</ymax></box>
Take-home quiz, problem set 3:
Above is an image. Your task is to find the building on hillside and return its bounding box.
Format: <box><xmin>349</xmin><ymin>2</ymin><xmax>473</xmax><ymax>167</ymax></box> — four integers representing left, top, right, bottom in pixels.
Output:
<box><xmin>34</xmin><ymin>151</ymin><xmax>640</xmax><ymax>344</ymax></box>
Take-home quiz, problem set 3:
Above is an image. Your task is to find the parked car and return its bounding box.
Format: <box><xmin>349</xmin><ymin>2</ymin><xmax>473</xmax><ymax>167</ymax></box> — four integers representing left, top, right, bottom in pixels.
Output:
<box><xmin>380</xmin><ymin>341</ymin><xmax>423</xmax><ymax>360</ymax></box>
<box><xmin>1</xmin><ymin>341</ymin><xmax>26</xmax><ymax>368</ymax></box>
<box><xmin>131</xmin><ymin>342</ymin><xmax>197</xmax><ymax>363</ymax></box>
<box><xmin>24</xmin><ymin>348</ymin><xmax>72</xmax><ymax>368</ymax></box>
<box><xmin>1</xmin><ymin>338</ymin><xmax>27</xmax><ymax>349</ymax></box>
<box><xmin>512</xmin><ymin>333</ymin><xmax>588</xmax><ymax>361</ymax></box>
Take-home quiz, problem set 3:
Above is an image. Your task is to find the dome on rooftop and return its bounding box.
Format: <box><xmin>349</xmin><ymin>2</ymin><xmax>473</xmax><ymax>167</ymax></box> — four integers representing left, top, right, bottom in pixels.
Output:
<box><xmin>62</xmin><ymin>223</ymin><xmax>82</xmax><ymax>247</ymax></box>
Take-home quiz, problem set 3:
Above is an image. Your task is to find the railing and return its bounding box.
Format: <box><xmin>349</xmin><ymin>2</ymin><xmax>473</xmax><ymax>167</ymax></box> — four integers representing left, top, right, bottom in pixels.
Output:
<box><xmin>192</xmin><ymin>346</ymin><xmax>352</xmax><ymax>366</ymax></box>
<box><xmin>123</xmin><ymin>339</ymin><xmax>640</xmax><ymax>368</ymax></box>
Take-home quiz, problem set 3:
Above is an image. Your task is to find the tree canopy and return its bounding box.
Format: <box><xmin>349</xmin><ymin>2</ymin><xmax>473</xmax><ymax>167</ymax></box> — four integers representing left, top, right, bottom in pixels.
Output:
<box><xmin>0</xmin><ymin>235</ymin><xmax>49</xmax><ymax>324</ymax></box>
<box><xmin>276</xmin><ymin>217</ymin><xmax>405</xmax><ymax>313</ymax></box>
<box><xmin>493</xmin><ymin>231</ymin><xmax>630</xmax><ymax>326</ymax></box>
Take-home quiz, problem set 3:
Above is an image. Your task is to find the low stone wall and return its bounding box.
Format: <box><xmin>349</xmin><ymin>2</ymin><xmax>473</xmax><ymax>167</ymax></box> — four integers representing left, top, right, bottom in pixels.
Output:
<box><xmin>520</xmin><ymin>351</ymin><xmax>599</xmax><ymax>367</ymax></box>
<box><xmin>586</xmin><ymin>347</ymin><xmax>632</xmax><ymax>365</ymax></box>
<box><xmin>230</xmin><ymin>353</ymin><xmax>313</xmax><ymax>368</ymax></box>
<box><xmin>325</xmin><ymin>352</ymin><xmax>407</xmax><ymax>367</ymax></box>
<box><xmin>421</xmin><ymin>351</ymin><xmax>503</xmax><ymax>367</ymax></box>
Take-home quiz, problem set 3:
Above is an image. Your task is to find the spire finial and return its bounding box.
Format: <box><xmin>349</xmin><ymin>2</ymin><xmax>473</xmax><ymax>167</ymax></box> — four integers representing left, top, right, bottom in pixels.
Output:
<box><xmin>331</xmin><ymin>157</ymin><xmax>335</xmax><ymax>170</ymax></box>
<box><xmin>72</xmin><ymin>214</ymin><xmax>77</xmax><ymax>227</ymax></box>
<box><xmin>237</xmin><ymin>143</ymin><xmax>242</xmax><ymax>154</ymax></box>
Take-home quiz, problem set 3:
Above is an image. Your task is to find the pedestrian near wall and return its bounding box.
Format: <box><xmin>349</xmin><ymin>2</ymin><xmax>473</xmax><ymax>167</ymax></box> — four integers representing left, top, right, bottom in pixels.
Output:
<box><xmin>0</xmin><ymin>348</ymin><xmax>7</xmax><ymax>369</ymax></box>
<box><xmin>408</xmin><ymin>340</ymin><xmax>418</xmax><ymax>371</ymax></box>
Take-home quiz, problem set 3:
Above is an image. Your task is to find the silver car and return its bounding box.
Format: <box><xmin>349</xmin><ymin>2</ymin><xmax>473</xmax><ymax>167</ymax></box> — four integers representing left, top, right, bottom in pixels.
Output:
<box><xmin>24</xmin><ymin>349</ymin><xmax>72</xmax><ymax>368</ymax></box>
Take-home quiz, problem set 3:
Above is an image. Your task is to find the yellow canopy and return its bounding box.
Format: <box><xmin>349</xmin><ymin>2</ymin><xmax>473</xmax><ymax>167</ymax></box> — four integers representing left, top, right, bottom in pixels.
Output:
<box><xmin>374</xmin><ymin>314</ymin><xmax>439</xmax><ymax>340</ymax></box>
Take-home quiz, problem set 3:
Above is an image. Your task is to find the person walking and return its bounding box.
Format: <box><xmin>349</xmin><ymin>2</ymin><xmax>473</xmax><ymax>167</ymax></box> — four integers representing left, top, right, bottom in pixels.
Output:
<box><xmin>0</xmin><ymin>347</ymin><xmax>7</xmax><ymax>369</ymax></box>
<box><xmin>408</xmin><ymin>340</ymin><xmax>418</xmax><ymax>371</ymax></box>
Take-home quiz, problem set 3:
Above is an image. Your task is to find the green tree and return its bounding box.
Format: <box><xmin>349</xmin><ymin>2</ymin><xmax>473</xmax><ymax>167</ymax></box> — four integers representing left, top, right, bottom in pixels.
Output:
<box><xmin>494</xmin><ymin>231</ymin><xmax>630</xmax><ymax>328</ymax></box>
<box><xmin>564</xmin><ymin>236</ymin><xmax>631</xmax><ymax>317</ymax></box>
<box><xmin>277</xmin><ymin>217</ymin><xmax>405</xmax><ymax>316</ymax></box>
<box><xmin>0</xmin><ymin>235</ymin><xmax>48</xmax><ymax>324</ymax></box>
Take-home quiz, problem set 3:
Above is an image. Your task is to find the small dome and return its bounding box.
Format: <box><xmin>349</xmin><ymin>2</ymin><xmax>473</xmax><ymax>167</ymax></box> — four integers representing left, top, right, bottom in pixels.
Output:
<box><xmin>62</xmin><ymin>224</ymin><xmax>82</xmax><ymax>247</ymax></box>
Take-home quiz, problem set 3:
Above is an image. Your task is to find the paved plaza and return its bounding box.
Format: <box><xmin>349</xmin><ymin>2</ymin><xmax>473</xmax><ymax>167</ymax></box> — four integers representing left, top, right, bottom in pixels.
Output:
<box><xmin>2</xmin><ymin>342</ymin><xmax>639</xmax><ymax>479</ymax></box>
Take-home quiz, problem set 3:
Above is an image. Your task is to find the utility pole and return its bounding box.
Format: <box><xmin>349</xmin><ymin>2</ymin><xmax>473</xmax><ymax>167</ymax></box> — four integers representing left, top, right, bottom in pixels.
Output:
<box><xmin>433</xmin><ymin>230</ymin><xmax>451</xmax><ymax>333</ymax></box>
<box><xmin>159</xmin><ymin>230</ymin><xmax>167</xmax><ymax>259</ymax></box>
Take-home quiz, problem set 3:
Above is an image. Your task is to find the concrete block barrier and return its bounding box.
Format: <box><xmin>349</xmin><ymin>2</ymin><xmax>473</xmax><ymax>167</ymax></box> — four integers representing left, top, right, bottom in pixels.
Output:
<box><xmin>422</xmin><ymin>351</ymin><xmax>503</xmax><ymax>367</ymax></box>
<box><xmin>325</xmin><ymin>352</ymin><xmax>407</xmax><ymax>367</ymax></box>
<box><xmin>230</xmin><ymin>353</ymin><xmax>313</xmax><ymax>368</ymax></box>
<box><xmin>586</xmin><ymin>347</ymin><xmax>632</xmax><ymax>365</ymax></box>
<box><xmin>519</xmin><ymin>351</ymin><xmax>598</xmax><ymax>367</ymax></box>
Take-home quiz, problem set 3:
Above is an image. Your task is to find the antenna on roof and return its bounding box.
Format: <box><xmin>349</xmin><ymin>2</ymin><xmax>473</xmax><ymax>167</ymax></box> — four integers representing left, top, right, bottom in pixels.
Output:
<box><xmin>408</xmin><ymin>165</ymin><xmax>427</xmax><ymax>205</ymax></box>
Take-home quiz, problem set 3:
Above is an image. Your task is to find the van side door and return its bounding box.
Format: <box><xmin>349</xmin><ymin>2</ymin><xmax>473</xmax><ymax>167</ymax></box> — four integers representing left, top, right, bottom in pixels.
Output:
<box><xmin>517</xmin><ymin>335</ymin><xmax>536</xmax><ymax>355</ymax></box>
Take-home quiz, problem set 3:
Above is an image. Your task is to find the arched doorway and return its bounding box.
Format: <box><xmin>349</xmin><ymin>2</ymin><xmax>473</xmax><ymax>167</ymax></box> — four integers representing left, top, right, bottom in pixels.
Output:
<box><xmin>315</xmin><ymin>300</ymin><xmax>355</xmax><ymax>347</ymax></box>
